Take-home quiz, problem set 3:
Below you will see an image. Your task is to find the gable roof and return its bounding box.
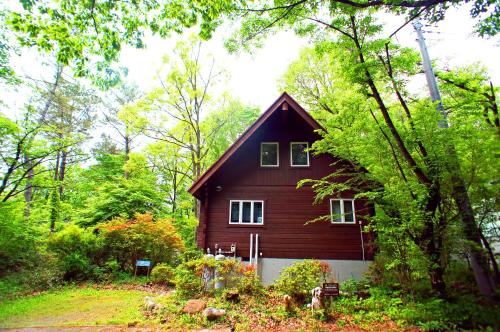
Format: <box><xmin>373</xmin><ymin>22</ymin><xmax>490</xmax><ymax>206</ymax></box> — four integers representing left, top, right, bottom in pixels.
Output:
<box><xmin>188</xmin><ymin>92</ymin><xmax>323</xmax><ymax>198</ymax></box>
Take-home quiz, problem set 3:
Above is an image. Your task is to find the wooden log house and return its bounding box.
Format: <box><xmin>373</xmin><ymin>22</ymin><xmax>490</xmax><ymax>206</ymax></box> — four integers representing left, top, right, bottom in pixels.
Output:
<box><xmin>188</xmin><ymin>93</ymin><xmax>374</xmax><ymax>284</ymax></box>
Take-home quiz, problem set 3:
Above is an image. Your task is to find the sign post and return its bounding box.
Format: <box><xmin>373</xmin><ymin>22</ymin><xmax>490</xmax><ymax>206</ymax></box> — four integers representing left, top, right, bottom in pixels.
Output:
<box><xmin>322</xmin><ymin>282</ymin><xmax>340</xmax><ymax>305</ymax></box>
<box><xmin>135</xmin><ymin>260</ymin><xmax>152</xmax><ymax>277</ymax></box>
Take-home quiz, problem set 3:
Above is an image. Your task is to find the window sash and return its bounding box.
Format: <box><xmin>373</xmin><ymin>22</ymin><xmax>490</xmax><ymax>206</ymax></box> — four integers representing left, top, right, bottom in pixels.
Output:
<box><xmin>229</xmin><ymin>200</ymin><xmax>264</xmax><ymax>224</ymax></box>
<box><xmin>290</xmin><ymin>142</ymin><xmax>309</xmax><ymax>166</ymax></box>
<box><xmin>330</xmin><ymin>199</ymin><xmax>356</xmax><ymax>223</ymax></box>
<box><xmin>261</xmin><ymin>142</ymin><xmax>279</xmax><ymax>167</ymax></box>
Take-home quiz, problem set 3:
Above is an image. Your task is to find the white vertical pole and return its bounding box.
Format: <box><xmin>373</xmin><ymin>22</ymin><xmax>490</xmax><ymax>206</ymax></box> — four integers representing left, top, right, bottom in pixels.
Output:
<box><xmin>412</xmin><ymin>20</ymin><xmax>447</xmax><ymax>129</ymax></box>
<box><xmin>359</xmin><ymin>221</ymin><xmax>365</xmax><ymax>261</ymax></box>
<box><xmin>254</xmin><ymin>234</ymin><xmax>259</xmax><ymax>268</ymax></box>
<box><xmin>249</xmin><ymin>233</ymin><xmax>253</xmax><ymax>265</ymax></box>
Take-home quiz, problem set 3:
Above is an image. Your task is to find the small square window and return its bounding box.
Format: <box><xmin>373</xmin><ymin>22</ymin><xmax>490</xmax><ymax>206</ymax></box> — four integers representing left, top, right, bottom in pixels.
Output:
<box><xmin>291</xmin><ymin>142</ymin><xmax>309</xmax><ymax>166</ymax></box>
<box><xmin>261</xmin><ymin>142</ymin><xmax>279</xmax><ymax>167</ymax></box>
<box><xmin>330</xmin><ymin>199</ymin><xmax>356</xmax><ymax>223</ymax></box>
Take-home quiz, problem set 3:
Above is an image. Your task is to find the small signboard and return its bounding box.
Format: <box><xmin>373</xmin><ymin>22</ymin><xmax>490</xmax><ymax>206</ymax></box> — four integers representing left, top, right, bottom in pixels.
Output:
<box><xmin>323</xmin><ymin>282</ymin><xmax>340</xmax><ymax>298</ymax></box>
<box><xmin>134</xmin><ymin>260</ymin><xmax>152</xmax><ymax>277</ymax></box>
<box><xmin>136</xmin><ymin>260</ymin><xmax>151</xmax><ymax>267</ymax></box>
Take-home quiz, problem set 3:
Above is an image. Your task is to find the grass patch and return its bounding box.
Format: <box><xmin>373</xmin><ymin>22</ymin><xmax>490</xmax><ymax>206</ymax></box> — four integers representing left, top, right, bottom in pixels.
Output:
<box><xmin>0</xmin><ymin>286</ymin><xmax>151</xmax><ymax>328</ymax></box>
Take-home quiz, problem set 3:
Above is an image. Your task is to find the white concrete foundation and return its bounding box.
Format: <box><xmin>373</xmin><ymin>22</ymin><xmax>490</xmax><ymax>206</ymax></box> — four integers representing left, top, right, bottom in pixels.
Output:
<box><xmin>258</xmin><ymin>258</ymin><xmax>372</xmax><ymax>286</ymax></box>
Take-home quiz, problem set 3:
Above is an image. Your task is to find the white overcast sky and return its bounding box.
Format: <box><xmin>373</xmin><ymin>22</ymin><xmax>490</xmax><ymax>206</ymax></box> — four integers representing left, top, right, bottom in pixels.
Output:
<box><xmin>3</xmin><ymin>4</ymin><xmax>499</xmax><ymax>116</ymax></box>
<box><xmin>117</xmin><ymin>5</ymin><xmax>500</xmax><ymax>111</ymax></box>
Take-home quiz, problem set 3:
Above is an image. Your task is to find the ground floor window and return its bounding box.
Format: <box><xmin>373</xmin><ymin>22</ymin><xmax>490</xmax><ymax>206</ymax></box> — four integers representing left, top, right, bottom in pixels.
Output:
<box><xmin>330</xmin><ymin>199</ymin><xmax>355</xmax><ymax>223</ymax></box>
<box><xmin>229</xmin><ymin>200</ymin><xmax>264</xmax><ymax>224</ymax></box>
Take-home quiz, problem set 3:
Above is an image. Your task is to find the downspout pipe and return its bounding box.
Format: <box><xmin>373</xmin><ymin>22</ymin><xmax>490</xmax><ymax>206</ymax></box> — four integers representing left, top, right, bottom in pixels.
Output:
<box><xmin>249</xmin><ymin>233</ymin><xmax>253</xmax><ymax>265</ymax></box>
<box><xmin>255</xmin><ymin>234</ymin><xmax>259</xmax><ymax>269</ymax></box>
<box><xmin>359</xmin><ymin>220</ymin><xmax>365</xmax><ymax>261</ymax></box>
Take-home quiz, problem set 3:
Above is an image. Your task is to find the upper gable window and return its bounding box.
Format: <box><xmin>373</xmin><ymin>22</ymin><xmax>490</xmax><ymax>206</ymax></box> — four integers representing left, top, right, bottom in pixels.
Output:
<box><xmin>261</xmin><ymin>142</ymin><xmax>279</xmax><ymax>167</ymax></box>
<box><xmin>291</xmin><ymin>142</ymin><xmax>309</xmax><ymax>167</ymax></box>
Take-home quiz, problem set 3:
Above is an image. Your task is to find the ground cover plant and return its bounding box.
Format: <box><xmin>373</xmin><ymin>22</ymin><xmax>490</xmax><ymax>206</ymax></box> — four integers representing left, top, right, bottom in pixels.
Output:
<box><xmin>2</xmin><ymin>259</ymin><xmax>498</xmax><ymax>331</ymax></box>
<box><xmin>0</xmin><ymin>286</ymin><xmax>153</xmax><ymax>328</ymax></box>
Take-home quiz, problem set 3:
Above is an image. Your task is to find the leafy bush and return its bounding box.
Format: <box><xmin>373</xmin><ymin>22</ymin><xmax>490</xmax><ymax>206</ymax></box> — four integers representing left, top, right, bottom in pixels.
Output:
<box><xmin>47</xmin><ymin>224</ymin><xmax>103</xmax><ymax>280</ymax></box>
<box><xmin>173</xmin><ymin>262</ymin><xmax>205</xmax><ymax>297</ymax></box>
<box><xmin>173</xmin><ymin>256</ymin><xmax>262</xmax><ymax>298</ymax></box>
<box><xmin>151</xmin><ymin>263</ymin><xmax>175</xmax><ymax>285</ymax></box>
<box><xmin>0</xmin><ymin>255</ymin><xmax>63</xmax><ymax>300</ymax></box>
<box><xmin>237</xmin><ymin>265</ymin><xmax>263</xmax><ymax>295</ymax></box>
<box><xmin>330</xmin><ymin>286</ymin><xmax>500</xmax><ymax>331</ymax></box>
<box><xmin>394</xmin><ymin>295</ymin><xmax>500</xmax><ymax>331</ymax></box>
<box><xmin>273</xmin><ymin>260</ymin><xmax>327</xmax><ymax>303</ymax></box>
<box><xmin>0</xmin><ymin>202</ymin><xmax>40</xmax><ymax>274</ymax></box>
<box><xmin>99</xmin><ymin>213</ymin><xmax>184</xmax><ymax>271</ymax></box>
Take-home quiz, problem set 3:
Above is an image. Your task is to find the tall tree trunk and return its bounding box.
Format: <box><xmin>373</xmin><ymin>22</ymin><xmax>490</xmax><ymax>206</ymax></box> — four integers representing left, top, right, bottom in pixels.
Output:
<box><xmin>58</xmin><ymin>150</ymin><xmax>67</xmax><ymax>197</ymax></box>
<box><xmin>172</xmin><ymin>166</ymin><xmax>178</xmax><ymax>214</ymax></box>
<box><xmin>49</xmin><ymin>188</ymin><xmax>60</xmax><ymax>233</ymax></box>
<box><xmin>479</xmin><ymin>229</ymin><xmax>500</xmax><ymax>284</ymax></box>
<box><xmin>40</xmin><ymin>65</ymin><xmax>63</xmax><ymax>121</ymax></box>
<box><xmin>451</xmin><ymin>174</ymin><xmax>495</xmax><ymax>296</ymax></box>
<box><xmin>53</xmin><ymin>151</ymin><xmax>60</xmax><ymax>181</ymax></box>
<box><xmin>23</xmin><ymin>153</ymin><xmax>34</xmax><ymax>219</ymax></box>
<box><xmin>124</xmin><ymin>134</ymin><xmax>130</xmax><ymax>179</ymax></box>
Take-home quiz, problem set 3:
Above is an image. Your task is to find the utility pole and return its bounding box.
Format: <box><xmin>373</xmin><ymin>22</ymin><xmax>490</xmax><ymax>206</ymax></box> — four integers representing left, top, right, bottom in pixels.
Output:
<box><xmin>412</xmin><ymin>20</ymin><xmax>448</xmax><ymax>128</ymax></box>
<box><xmin>412</xmin><ymin>20</ymin><xmax>495</xmax><ymax>298</ymax></box>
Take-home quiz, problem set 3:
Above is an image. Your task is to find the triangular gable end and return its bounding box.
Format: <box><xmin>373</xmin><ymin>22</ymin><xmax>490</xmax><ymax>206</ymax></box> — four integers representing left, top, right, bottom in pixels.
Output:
<box><xmin>188</xmin><ymin>92</ymin><xmax>323</xmax><ymax>199</ymax></box>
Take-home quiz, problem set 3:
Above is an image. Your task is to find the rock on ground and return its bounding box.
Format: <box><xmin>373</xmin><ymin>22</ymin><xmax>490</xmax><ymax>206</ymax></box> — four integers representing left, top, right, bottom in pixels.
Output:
<box><xmin>203</xmin><ymin>307</ymin><xmax>226</xmax><ymax>321</ymax></box>
<box><xmin>182</xmin><ymin>299</ymin><xmax>207</xmax><ymax>314</ymax></box>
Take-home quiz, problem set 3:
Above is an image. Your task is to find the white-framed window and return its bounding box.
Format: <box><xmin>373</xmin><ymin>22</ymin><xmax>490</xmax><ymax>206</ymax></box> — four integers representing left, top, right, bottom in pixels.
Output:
<box><xmin>330</xmin><ymin>199</ymin><xmax>356</xmax><ymax>223</ymax></box>
<box><xmin>290</xmin><ymin>142</ymin><xmax>309</xmax><ymax>167</ymax></box>
<box><xmin>229</xmin><ymin>200</ymin><xmax>264</xmax><ymax>224</ymax></box>
<box><xmin>261</xmin><ymin>142</ymin><xmax>279</xmax><ymax>167</ymax></box>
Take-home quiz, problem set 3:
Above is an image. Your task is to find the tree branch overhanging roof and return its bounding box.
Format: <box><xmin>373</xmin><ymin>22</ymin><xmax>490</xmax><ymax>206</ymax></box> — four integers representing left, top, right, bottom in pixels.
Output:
<box><xmin>188</xmin><ymin>92</ymin><xmax>323</xmax><ymax>199</ymax></box>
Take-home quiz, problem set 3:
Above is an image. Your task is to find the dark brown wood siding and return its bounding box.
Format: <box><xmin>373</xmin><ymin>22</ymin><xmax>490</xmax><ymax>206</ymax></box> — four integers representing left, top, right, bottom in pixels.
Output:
<box><xmin>198</xmin><ymin>105</ymin><xmax>374</xmax><ymax>260</ymax></box>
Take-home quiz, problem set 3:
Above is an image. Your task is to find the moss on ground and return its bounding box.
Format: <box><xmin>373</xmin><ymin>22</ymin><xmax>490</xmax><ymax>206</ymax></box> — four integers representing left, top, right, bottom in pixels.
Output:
<box><xmin>0</xmin><ymin>286</ymin><xmax>151</xmax><ymax>328</ymax></box>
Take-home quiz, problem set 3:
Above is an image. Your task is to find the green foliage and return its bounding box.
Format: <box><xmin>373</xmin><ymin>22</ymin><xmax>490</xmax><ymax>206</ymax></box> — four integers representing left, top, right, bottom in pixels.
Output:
<box><xmin>173</xmin><ymin>263</ymin><xmax>205</xmax><ymax>298</ymax></box>
<box><xmin>99</xmin><ymin>213</ymin><xmax>184</xmax><ymax>271</ymax></box>
<box><xmin>0</xmin><ymin>263</ymin><xmax>64</xmax><ymax>301</ymax></box>
<box><xmin>48</xmin><ymin>189</ymin><xmax>60</xmax><ymax>231</ymax></box>
<box><xmin>171</xmin><ymin>215</ymin><xmax>198</xmax><ymax>250</ymax></box>
<box><xmin>7</xmin><ymin>0</ymin><xmax>497</xmax><ymax>82</ymax></box>
<box><xmin>281</xmin><ymin>13</ymin><xmax>499</xmax><ymax>298</ymax></box>
<box><xmin>0</xmin><ymin>9</ymin><xmax>19</xmax><ymax>84</ymax></box>
<box><xmin>237</xmin><ymin>267</ymin><xmax>263</xmax><ymax>295</ymax></box>
<box><xmin>173</xmin><ymin>256</ymin><xmax>262</xmax><ymax>298</ymax></box>
<box><xmin>46</xmin><ymin>213</ymin><xmax>185</xmax><ymax>281</ymax></box>
<box><xmin>47</xmin><ymin>224</ymin><xmax>102</xmax><ymax>280</ymax></box>
<box><xmin>0</xmin><ymin>202</ymin><xmax>40</xmax><ymax>273</ymax></box>
<box><xmin>150</xmin><ymin>263</ymin><xmax>175</xmax><ymax>285</ymax></box>
<box><xmin>273</xmin><ymin>260</ymin><xmax>329</xmax><ymax>303</ymax></box>
<box><xmin>332</xmin><ymin>287</ymin><xmax>500</xmax><ymax>331</ymax></box>
<box><xmin>80</xmin><ymin>178</ymin><xmax>162</xmax><ymax>226</ymax></box>
<box><xmin>7</xmin><ymin>0</ymin><xmax>236</xmax><ymax>79</ymax></box>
